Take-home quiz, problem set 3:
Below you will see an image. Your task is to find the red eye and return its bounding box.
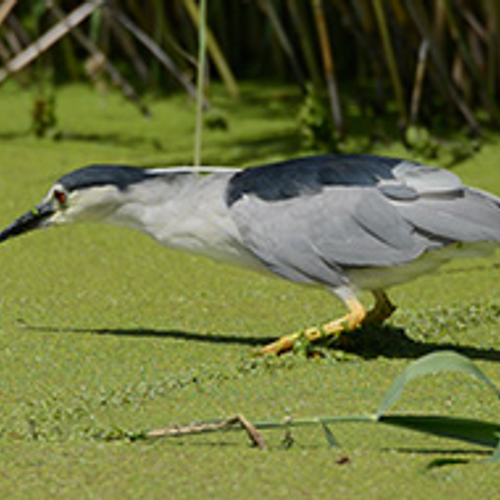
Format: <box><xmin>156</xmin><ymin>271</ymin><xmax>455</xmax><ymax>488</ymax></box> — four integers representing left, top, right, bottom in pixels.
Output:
<box><xmin>55</xmin><ymin>190</ymin><xmax>67</xmax><ymax>204</ymax></box>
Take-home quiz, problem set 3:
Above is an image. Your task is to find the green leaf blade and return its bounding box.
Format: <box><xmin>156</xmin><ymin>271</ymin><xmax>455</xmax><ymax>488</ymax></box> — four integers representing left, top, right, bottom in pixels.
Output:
<box><xmin>377</xmin><ymin>351</ymin><xmax>500</xmax><ymax>418</ymax></box>
<box><xmin>320</xmin><ymin>421</ymin><xmax>340</xmax><ymax>448</ymax></box>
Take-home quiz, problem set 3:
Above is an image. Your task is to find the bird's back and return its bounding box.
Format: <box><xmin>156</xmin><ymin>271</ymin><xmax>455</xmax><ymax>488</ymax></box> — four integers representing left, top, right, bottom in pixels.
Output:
<box><xmin>227</xmin><ymin>154</ymin><xmax>468</xmax><ymax>203</ymax></box>
<box><xmin>227</xmin><ymin>154</ymin><xmax>500</xmax><ymax>289</ymax></box>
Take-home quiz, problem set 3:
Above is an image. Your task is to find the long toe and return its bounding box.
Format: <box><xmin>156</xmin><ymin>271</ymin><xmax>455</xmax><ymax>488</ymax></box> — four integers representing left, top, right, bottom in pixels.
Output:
<box><xmin>260</xmin><ymin>333</ymin><xmax>301</xmax><ymax>356</ymax></box>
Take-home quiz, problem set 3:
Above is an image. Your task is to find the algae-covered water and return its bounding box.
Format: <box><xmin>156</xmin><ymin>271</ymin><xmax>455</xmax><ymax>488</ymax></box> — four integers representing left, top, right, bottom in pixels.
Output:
<box><xmin>0</xmin><ymin>83</ymin><xmax>499</xmax><ymax>498</ymax></box>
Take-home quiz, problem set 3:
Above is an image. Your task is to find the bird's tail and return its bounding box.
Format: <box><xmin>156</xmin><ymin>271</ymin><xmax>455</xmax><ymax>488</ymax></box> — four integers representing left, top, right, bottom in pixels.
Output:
<box><xmin>398</xmin><ymin>186</ymin><xmax>500</xmax><ymax>245</ymax></box>
<box><xmin>468</xmin><ymin>187</ymin><xmax>500</xmax><ymax>241</ymax></box>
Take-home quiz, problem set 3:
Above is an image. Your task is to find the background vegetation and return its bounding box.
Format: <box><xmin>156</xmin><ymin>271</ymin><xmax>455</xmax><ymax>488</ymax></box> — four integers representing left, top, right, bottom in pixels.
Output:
<box><xmin>1</xmin><ymin>0</ymin><xmax>499</xmax><ymax>153</ymax></box>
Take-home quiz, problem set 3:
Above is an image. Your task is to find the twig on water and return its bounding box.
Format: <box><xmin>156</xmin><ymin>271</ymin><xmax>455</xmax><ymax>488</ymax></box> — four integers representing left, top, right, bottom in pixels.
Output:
<box><xmin>147</xmin><ymin>414</ymin><xmax>267</xmax><ymax>449</ymax></box>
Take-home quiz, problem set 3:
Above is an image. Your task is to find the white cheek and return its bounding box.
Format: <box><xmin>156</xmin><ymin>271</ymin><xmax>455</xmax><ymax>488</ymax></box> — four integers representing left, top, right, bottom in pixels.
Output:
<box><xmin>49</xmin><ymin>212</ymin><xmax>68</xmax><ymax>226</ymax></box>
<box><xmin>50</xmin><ymin>209</ymin><xmax>77</xmax><ymax>225</ymax></box>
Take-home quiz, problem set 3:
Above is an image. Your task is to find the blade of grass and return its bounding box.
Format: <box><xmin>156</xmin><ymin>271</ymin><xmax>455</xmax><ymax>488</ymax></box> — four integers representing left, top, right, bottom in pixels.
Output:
<box><xmin>376</xmin><ymin>350</ymin><xmax>500</xmax><ymax>418</ymax></box>
<box><xmin>258</xmin><ymin>0</ymin><xmax>305</xmax><ymax>88</ymax></box>
<box><xmin>311</xmin><ymin>0</ymin><xmax>343</xmax><ymax>139</ymax></box>
<box><xmin>484</xmin><ymin>0</ymin><xmax>499</xmax><ymax>104</ymax></box>
<box><xmin>194</xmin><ymin>0</ymin><xmax>207</xmax><ymax>168</ymax></box>
<box><xmin>372</xmin><ymin>0</ymin><xmax>407</xmax><ymax>129</ymax></box>
<box><xmin>286</xmin><ymin>0</ymin><xmax>322</xmax><ymax>91</ymax></box>
<box><xmin>183</xmin><ymin>0</ymin><xmax>239</xmax><ymax>99</ymax></box>
<box><xmin>432</xmin><ymin>0</ymin><xmax>447</xmax><ymax>50</ymax></box>
<box><xmin>145</xmin><ymin>350</ymin><xmax>500</xmax><ymax>459</ymax></box>
<box><xmin>410</xmin><ymin>38</ymin><xmax>430</xmax><ymax>124</ymax></box>
<box><xmin>321</xmin><ymin>421</ymin><xmax>341</xmax><ymax>448</ymax></box>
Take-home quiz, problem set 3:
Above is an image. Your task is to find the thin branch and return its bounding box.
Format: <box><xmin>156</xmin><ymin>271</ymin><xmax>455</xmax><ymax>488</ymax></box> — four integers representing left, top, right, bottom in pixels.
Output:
<box><xmin>47</xmin><ymin>3</ymin><xmax>151</xmax><ymax>118</ymax></box>
<box><xmin>3</xmin><ymin>27</ymin><xmax>22</xmax><ymax>56</ymax></box>
<box><xmin>404</xmin><ymin>0</ymin><xmax>480</xmax><ymax>133</ymax></box>
<box><xmin>0</xmin><ymin>0</ymin><xmax>16</xmax><ymax>27</ymax></box>
<box><xmin>112</xmin><ymin>6</ymin><xmax>200</xmax><ymax>102</ymax></box>
<box><xmin>449</xmin><ymin>3</ymin><xmax>500</xmax><ymax>122</ymax></box>
<box><xmin>147</xmin><ymin>415</ymin><xmax>267</xmax><ymax>449</ymax></box>
<box><xmin>108</xmin><ymin>15</ymin><xmax>150</xmax><ymax>82</ymax></box>
<box><xmin>0</xmin><ymin>0</ymin><xmax>103</xmax><ymax>84</ymax></box>
<box><xmin>5</xmin><ymin>13</ymin><xmax>32</xmax><ymax>46</ymax></box>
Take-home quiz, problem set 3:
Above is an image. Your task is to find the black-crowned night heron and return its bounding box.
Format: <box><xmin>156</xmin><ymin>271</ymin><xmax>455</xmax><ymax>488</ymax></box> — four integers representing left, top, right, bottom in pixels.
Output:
<box><xmin>1</xmin><ymin>154</ymin><xmax>499</xmax><ymax>355</ymax></box>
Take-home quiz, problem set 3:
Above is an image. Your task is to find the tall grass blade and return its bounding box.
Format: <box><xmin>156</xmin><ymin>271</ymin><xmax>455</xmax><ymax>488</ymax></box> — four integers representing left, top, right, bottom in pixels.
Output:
<box><xmin>372</xmin><ymin>0</ymin><xmax>407</xmax><ymax>128</ymax></box>
<box><xmin>311</xmin><ymin>0</ymin><xmax>343</xmax><ymax>139</ymax></box>
<box><xmin>194</xmin><ymin>0</ymin><xmax>207</xmax><ymax>168</ymax></box>
<box><xmin>410</xmin><ymin>39</ymin><xmax>429</xmax><ymax>124</ymax></box>
<box><xmin>484</xmin><ymin>0</ymin><xmax>499</xmax><ymax>104</ymax></box>
<box><xmin>184</xmin><ymin>0</ymin><xmax>239</xmax><ymax>99</ymax></box>
<box><xmin>286</xmin><ymin>0</ymin><xmax>322</xmax><ymax>91</ymax></box>
<box><xmin>145</xmin><ymin>350</ymin><xmax>500</xmax><ymax>459</ymax></box>
<box><xmin>376</xmin><ymin>351</ymin><xmax>500</xmax><ymax>418</ymax></box>
<box><xmin>258</xmin><ymin>0</ymin><xmax>305</xmax><ymax>88</ymax></box>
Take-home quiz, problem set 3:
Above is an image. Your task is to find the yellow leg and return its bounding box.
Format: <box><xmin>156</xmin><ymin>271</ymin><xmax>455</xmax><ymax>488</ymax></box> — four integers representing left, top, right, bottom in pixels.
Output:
<box><xmin>364</xmin><ymin>290</ymin><xmax>396</xmax><ymax>326</ymax></box>
<box><xmin>260</xmin><ymin>290</ymin><xmax>397</xmax><ymax>356</ymax></box>
<box><xmin>260</xmin><ymin>296</ymin><xmax>366</xmax><ymax>356</ymax></box>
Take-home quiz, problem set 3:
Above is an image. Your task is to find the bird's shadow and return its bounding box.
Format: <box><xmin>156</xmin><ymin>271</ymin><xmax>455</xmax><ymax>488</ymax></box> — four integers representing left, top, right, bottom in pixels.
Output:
<box><xmin>336</xmin><ymin>325</ymin><xmax>500</xmax><ymax>362</ymax></box>
<box><xmin>21</xmin><ymin>323</ymin><xmax>500</xmax><ymax>362</ymax></box>
<box><xmin>23</xmin><ymin>324</ymin><xmax>274</xmax><ymax>347</ymax></box>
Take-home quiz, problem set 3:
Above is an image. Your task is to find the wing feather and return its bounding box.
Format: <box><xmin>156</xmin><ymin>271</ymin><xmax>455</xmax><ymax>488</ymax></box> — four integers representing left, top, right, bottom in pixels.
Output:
<box><xmin>229</xmin><ymin>187</ymin><xmax>429</xmax><ymax>286</ymax></box>
<box><xmin>226</xmin><ymin>155</ymin><xmax>500</xmax><ymax>287</ymax></box>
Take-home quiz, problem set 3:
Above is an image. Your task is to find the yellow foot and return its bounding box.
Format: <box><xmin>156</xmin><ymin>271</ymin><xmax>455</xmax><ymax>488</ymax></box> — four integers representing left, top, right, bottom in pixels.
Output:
<box><xmin>260</xmin><ymin>332</ymin><xmax>302</xmax><ymax>356</ymax></box>
<box><xmin>260</xmin><ymin>290</ymin><xmax>397</xmax><ymax>356</ymax></box>
<box><xmin>260</xmin><ymin>297</ymin><xmax>366</xmax><ymax>356</ymax></box>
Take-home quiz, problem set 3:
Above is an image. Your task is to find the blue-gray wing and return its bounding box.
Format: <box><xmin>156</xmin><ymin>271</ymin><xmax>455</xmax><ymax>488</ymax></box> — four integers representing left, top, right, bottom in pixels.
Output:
<box><xmin>226</xmin><ymin>155</ymin><xmax>500</xmax><ymax>286</ymax></box>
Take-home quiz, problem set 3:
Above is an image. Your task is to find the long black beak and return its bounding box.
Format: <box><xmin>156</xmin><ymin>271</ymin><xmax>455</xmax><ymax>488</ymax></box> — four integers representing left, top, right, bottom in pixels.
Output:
<box><xmin>0</xmin><ymin>201</ymin><xmax>55</xmax><ymax>244</ymax></box>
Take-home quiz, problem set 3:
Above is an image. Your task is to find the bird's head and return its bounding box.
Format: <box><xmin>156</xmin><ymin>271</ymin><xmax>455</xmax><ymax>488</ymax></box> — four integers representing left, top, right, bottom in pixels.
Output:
<box><xmin>0</xmin><ymin>165</ymin><xmax>151</xmax><ymax>244</ymax></box>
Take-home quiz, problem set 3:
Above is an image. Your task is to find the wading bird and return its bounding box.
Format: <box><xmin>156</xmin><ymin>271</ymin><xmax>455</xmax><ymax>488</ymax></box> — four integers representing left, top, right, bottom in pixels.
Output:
<box><xmin>1</xmin><ymin>154</ymin><xmax>499</xmax><ymax>355</ymax></box>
